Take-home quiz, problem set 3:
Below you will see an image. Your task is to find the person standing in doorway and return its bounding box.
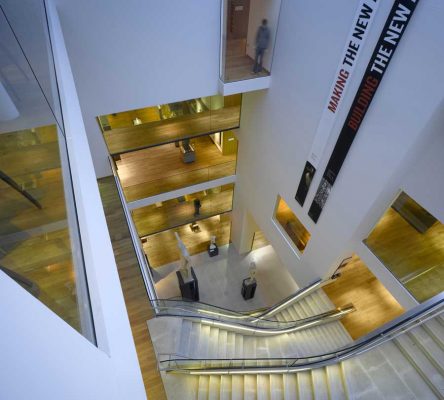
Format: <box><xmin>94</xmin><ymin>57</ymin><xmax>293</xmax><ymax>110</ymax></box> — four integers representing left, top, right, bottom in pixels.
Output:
<box><xmin>253</xmin><ymin>19</ymin><xmax>270</xmax><ymax>74</ymax></box>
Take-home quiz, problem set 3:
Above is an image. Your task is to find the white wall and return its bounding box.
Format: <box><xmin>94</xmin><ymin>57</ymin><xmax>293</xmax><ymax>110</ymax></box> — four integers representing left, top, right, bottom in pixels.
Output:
<box><xmin>233</xmin><ymin>0</ymin><xmax>444</xmax><ymax>304</ymax></box>
<box><xmin>246</xmin><ymin>0</ymin><xmax>281</xmax><ymax>71</ymax></box>
<box><xmin>53</xmin><ymin>0</ymin><xmax>221</xmax><ymax>177</ymax></box>
<box><xmin>0</xmin><ymin>272</ymin><xmax>124</xmax><ymax>400</ymax></box>
<box><xmin>0</xmin><ymin>3</ymin><xmax>148</xmax><ymax>399</ymax></box>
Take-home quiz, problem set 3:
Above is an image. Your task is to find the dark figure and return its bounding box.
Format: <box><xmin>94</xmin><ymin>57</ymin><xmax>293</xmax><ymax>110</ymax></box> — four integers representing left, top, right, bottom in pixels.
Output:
<box><xmin>253</xmin><ymin>19</ymin><xmax>270</xmax><ymax>74</ymax></box>
<box><xmin>193</xmin><ymin>198</ymin><xmax>201</xmax><ymax>216</ymax></box>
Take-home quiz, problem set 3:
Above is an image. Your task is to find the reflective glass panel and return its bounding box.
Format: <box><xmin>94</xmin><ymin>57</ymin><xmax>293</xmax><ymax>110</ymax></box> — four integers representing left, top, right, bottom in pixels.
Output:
<box><xmin>365</xmin><ymin>191</ymin><xmax>444</xmax><ymax>303</ymax></box>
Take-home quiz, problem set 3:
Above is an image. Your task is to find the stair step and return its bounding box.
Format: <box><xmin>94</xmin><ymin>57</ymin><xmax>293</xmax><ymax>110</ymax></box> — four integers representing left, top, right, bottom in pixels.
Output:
<box><xmin>244</xmin><ymin>375</ymin><xmax>256</xmax><ymax>400</ymax></box>
<box><xmin>357</xmin><ymin>345</ymin><xmax>417</xmax><ymax>399</ymax></box>
<box><xmin>231</xmin><ymin>376</ymin><xmax>243</xmax><ymax>400</ymax></box>
<box><xmin>178</xmin><ymin>319</ymin><xmax>192</xmax><ymax>356</ymax></box>
<box><xmin>311</xmin><ymin>369</ymin><xmax>329</xmax><ymax>400</ymax></box>
<box><xmin>381</xmin><ymin>340</ymin><xmax>438</xmax><ymax>399</ymax></box>
<box><xmin>326</xmin><ymin>364</ymin><xmax>347</xmax><ymax>400</ymax></box>
<box><xmin>395</xmin><ymin>334</ymin><xmax>444</xmax><ymax>396</ymax></box>
<box><xmin>208</xmin><ymin>327</ymin><xmax>220</xmax><ymax>359</ymax></box>
<box><xmin>234</xmin><ymin>334</ymin><xmax>244</xmax><ymax>358</ymax></box>
<box><xmin>220</xmin><ymin>376</ymin><xmax>231</xmax><ymax>400</ymax></box>
<box><xmin>218</xmin><ymin>330</ymin><xmax>228</xmax><ymax>359</ymax></box>
<box><xmin>270</xmin><ymin>374</ymin><xmax>284</xmax><ymax>399</ymax></box>
<box><xmin>208</xmin><ymin>376</ymin><xmax>220</xmax><ymax>400</ymax></box>
<box><xmin>342</xmin><ymin>357</ymin><xmax>381</xmax><ymax>399</ymax></box>
<box><xmin>408</xmin><ymin>327</ymin><xmax>444</xmax><ymax>375</ymax></box>
<box><xmin>198</xmin><ymin>376</ymin><xmax>209</xmax><ymax>400</ymax></box>
<box><xmin>424</xmin><ymin>319</ymin><xmax>444</xmax><ymax>348</ymax></box>
<box><xmin>198</xmin><ymin>325</ymin><xmax>211</xmax><ymax>358</ymax></box>
<box><xmin>257</xmin><ymin>375</ymin><xmax>270</xmax><ymax>400</ymax></box>
<box><xmin>297</xmin><ymin>371</ymin><xmax>314</xmax><ymax>400</ymax></box>
<box><xmin>226</xmin><ymin>332</ymin><xmax>236</xmax><ymax>358</ymax></box>
<box><xmin>283</xmin><ymin>374</ymin><xmax>297</xmax><ymax>400</ymax></box>
<box><xmin>189</xmin><ymin>322</ymin><xmax>202</xmax><ymax>358</ymax></box>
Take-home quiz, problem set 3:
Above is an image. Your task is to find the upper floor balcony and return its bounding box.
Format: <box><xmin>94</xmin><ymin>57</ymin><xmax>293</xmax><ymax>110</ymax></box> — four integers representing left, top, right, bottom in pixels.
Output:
<box><xmin>219</xmin><ymin>0</ymin><xmax>282</xmax><ymax>95</ymax></box>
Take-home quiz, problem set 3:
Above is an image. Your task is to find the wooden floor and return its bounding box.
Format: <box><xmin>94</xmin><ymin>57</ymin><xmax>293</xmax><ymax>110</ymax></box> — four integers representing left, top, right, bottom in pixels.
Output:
<box><xmin>132</xmin><ymin>184</ymin><xmax>234</xmax><ymax>237</ymax></box>
<box><xmin>366</xmin><ymin>207</ymin><xmax>444</xmax><ymax>302</ymax></box>
<box><xmin>224</xmin><ymin>39</ymin><xmax>269</xmax><ymax>82</ymax></box>
<box><xmin>98</xmin><ymin>176</ymin><xmax>167</xmax><ymax>400</ymax></box>
<box><xmin>251</xmin><ymin>230</ymin><xmax>269</xmax><ymax>251</ymax></box>
<box><xmin>323</xmin><ymin>254</ymin><xmax>405</xmax><ymax>340</ymax></box>
<box><xmin>117</xmin><ymin>135</ymin><xmax>237</xmax><ymax>202</ymax></box>
<box><xmin>104</xmin><ymin>105</ymin><xmax>241</xmax><ymax>155</ymax></box>
<box><xmin>144</xmin><ymin>213</ymin><xmax>232</xmax><ymax>268</ymax></box>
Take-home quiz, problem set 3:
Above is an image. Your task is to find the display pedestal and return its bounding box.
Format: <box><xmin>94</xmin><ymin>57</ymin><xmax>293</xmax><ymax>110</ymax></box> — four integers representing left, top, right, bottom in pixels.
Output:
<box><xmin>241</xmin><ymin>278</ymin><xmax>257</xmax><ymax>300</ymax></box>
<box><xmin>207</xmin><ymin>244</ymin><xmax>219</xmax><ymax>257</ymax></box>
<box><xmin>176</xmin><ymin>267</ymin><xmax>199</xmax><ymax>301</ymax></box>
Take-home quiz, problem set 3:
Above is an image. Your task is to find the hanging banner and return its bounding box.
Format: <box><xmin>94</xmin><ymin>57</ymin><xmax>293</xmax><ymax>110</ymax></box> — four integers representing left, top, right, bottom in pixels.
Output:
<box><xmin>308</xmin><ymin>0</ymin><xmax>420</xmax><ymax>223</ymax></box>
<box><xmin>295</xmin><ymin>0</ymin><xmax>381</xmax><ymax>206</ymax></box>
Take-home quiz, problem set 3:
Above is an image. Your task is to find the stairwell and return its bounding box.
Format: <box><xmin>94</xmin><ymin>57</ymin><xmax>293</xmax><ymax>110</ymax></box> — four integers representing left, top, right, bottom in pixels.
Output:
<box><xmin>148</xmin><ymin>289</ymin><xmax>444</xmax><ymax>399</ymax></box>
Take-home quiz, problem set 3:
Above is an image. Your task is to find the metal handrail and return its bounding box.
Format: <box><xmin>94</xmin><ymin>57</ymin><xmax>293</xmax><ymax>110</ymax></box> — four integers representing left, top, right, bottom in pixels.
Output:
<box><xmin>157</xmin><ymin>292</ymin><xmax>444</xmax><ymax>374</ymax></box>
<box><xmin>154</xmin><ymin>305</ymin><xmax>355</xmax><ymax>336</ymax></box>
<box><xmin>109</xmin><ymin>152</ymin><xmax>335</xmax><ymax>321</ymax></box>
<box><xmin>109</xmin><ymin>157</ymin><xmax>158</xmax><ymax>303</ymax></box>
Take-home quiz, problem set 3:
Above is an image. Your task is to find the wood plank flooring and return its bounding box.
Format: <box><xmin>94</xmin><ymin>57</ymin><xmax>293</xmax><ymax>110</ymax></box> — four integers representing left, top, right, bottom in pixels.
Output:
<box><xmin>117</xmin><ymin>135</ymin><xmax>237</xmax><ymax>202</ymax></box>
<box><xmin>132</xmin><ymin>184</ymin><xmax>234</xmax><ymax>237</ymax></box>
<box><xmin>365</xmin><ymin>207</ymin><xmax>444</xmax><ymax>302</ymax></box>
<box><xmin>323</xmin><ymin>254</ymin><xmax>405</xmax><ymax>340</ymax></box>
<box><xmin>223</xmin><ymin>39</ymin><xmax>269</xmax><ymax>82</ymax></box>
<box><xmin>98</xmin><ymin>176</ymin><xmax>167</xmax><ymax>400</ymax></box>
<box><xmin>144</xmin><ymin>213</ymin><xmax>232</xmax><ymax>268</ymax></box>
<box><xmin>104</xmin><ymin>106</ymin><xmax>241</xmax><ymax>155</ymax></box>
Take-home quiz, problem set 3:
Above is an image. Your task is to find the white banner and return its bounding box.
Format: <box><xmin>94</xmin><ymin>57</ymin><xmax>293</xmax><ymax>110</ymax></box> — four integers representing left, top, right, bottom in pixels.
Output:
<box><xmin>295</xmin><ymin>0</ymin><xmax>380</xmax><ymax>206</ymax></box>
<box><xmin>308</xmin><ymin>0</ymin><xmax>380</xmax><ymax>167</ymax></box>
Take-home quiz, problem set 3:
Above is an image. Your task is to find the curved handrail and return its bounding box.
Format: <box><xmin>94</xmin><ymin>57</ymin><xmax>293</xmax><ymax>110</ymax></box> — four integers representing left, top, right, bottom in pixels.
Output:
<box><xmin>156</xmin><ymin>304</ymin><xmax>355</xmax><ymax>335</ymax></box>
<box><xmin>151</xmin><ymin>277</ymin><xmax>333</xmax><ymax>323</ymax></box>
<box><xmin>158</xmin><ymin>293</ymin><xmax>444</xmax><ymax>373</ymax></box>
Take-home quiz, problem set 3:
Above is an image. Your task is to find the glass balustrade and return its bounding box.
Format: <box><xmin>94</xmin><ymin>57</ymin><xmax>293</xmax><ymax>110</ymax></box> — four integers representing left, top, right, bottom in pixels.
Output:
<box><xmin>115</xmin><ymin>133</ymin><xmax>238</xmax><ymax>202</ymax></box>
<box><xmin>220</xmin><ymin>0</ymin><xmax>282</xmax><ymax>83</ymax></box>
<box><xmin>99</xmin><ymin>94</ymin><xmax>241</xmax><ymax>155</ymax></box>
<box><xmin>365</xmin><ymin>191</ymin><xmax>444</xmax><ymax>303</ymax></box>
<box><xmin>133</xmin><ymin>184</ymin><xmax>234</xmax><ymax>237</ymax></box>
<box><xmin>0</xmin><ymin>2</ymin><xmax>95</xmax><ymax>343</ymax></box>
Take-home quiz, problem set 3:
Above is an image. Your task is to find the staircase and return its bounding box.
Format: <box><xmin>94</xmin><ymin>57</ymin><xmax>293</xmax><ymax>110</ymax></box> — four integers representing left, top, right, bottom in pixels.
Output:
<box><xmin>149</xmin><ymin>290</ymin><xmax>444</xmax><ymax>399</ymax></box>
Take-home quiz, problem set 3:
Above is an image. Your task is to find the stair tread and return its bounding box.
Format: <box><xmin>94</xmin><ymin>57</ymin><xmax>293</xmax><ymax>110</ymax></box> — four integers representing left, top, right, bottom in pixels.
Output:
<box><xmin>312</xmin><ymin>369</ymin><xmax>329</xmax><ymax>400</ymax></box>
<box><xmin>283</xmin><ymin>374</ymin><xmax>297</xmax><ymax>400</ymax></box>
<box><xmin>244</xmin><ymin>375</ymin><xmax>256</xmax><ymax>400</ymax></box>
<box><xmin>297</xmin><ymin>371</ymin><xmax>314</xmax><ymax>400</ymax></box>
<box><xmin>326</xmin><ymin>364</ymin><xmax>347</xmax><ymax>400</ymax></box>
<box><xmin>257</xmin><ymin>375</ymin><xmax>270</xmax><ymax>400</ymax></box>
<box><xmin>198</xmin><ymin>376</ymin><xmax>209</xmax><ymax>400</ymax></box>
<box><xmin>220</xmin><ymin>376</ymin><xmax>231</xmax><ymax>400</ymax></box>
<box><xmin>178</xmin><ymin>319</ymin><xmax>192</xmax><ymax>355</ymax></box>
<box><xmin>270</xmin><ymin>374</ymin><xmax>284</xmax><ymax>400</ymax></box>
<box><xmin>409</xmin><ymin>326</ymin><xmax>444</xmax><ymax>374</ymax></box>
<box><xmin>208</xmin><ymin>376</ymin><xmax>220</xmax><ymax>400</ymax></box>
<box><xmin>381</xmin><ymin>340</ymin><xmax>438</xmax><ymax>400</ymax></box>
<box><xmin>395</xmin><ymin>334</ymin><xmax>444</xmax><ymax>393</ymax></box>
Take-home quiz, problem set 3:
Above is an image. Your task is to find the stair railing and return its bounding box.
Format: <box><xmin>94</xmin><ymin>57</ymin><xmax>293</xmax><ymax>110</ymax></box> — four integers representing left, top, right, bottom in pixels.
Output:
<box><xmin>157</xmin><ymin>291</ymin><xmax>444</xmax><ymax>374</ymax></box>
<box><xmin>153</xmin><ymin>302</ymin><xmax>355</xmax><ymax>335</ymax></box>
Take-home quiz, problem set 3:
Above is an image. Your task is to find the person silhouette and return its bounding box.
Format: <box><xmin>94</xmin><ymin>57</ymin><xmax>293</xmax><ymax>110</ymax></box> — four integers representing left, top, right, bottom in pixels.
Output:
<box><xmin>253</xmin><ymin>19</ymin><xmax>271</xmax><ymax>74</ymax></box>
